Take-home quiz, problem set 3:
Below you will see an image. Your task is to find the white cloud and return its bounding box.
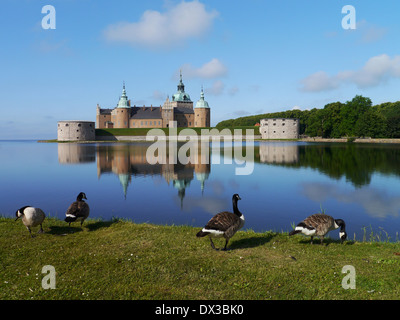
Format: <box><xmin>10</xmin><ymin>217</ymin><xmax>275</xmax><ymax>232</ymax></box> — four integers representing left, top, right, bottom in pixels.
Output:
<box><xmin>300</xmin><ymin>54</ymin><xmax>400</xmax><ymax>92</ymax></box>
<box><xmin>228</xmin><ymin>86</ymin><xmax>239</xmax><ymax>96</ymax></box>
<box><xmin>302</xmin><ymin>182</ymin><xmax>400</xmax><ymax>219</ymax></box>
<box><xmin>300</xmin><ymin>71</ymin><xmax>339</xmax><ymax>92</ymax></box>
<box><xmin>205</xmin><ymin>80</ymin><xmax>225</xmax><ymax>96</ymax></box>
<box><xmin>356</xmin><ymin>20</ymin><xmax>387</xmax><ymax>44</ymax></box>
<box><xmin>103</xmin><ymin>1</ymin><xmax>218</xmax><ymax>49</ymax></box>
<box><xmin>180</xmin><ymin>58</ymin><xmax>228</xmax><ymax>79</ymax></box>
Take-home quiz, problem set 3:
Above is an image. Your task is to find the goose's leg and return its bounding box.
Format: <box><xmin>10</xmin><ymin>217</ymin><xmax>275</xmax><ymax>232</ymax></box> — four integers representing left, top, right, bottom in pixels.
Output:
<box><xmin>209</xmin><ymin>237</ymin><xmax>216</xmax><ymax>250</ymax></box>
<box><xmin>310</xmin><ymin>236</ymin><xmax>314</xmax><ymax>244</ymax></box>
<box><xmin>38</xmin><ymin>224</ymin><xmax>44</xmax><ymax>234</ymax></box>
<box><xmin>222</xmin><ymin>239</ymin><xmax>229</xmax><ymax>251</ymax></box>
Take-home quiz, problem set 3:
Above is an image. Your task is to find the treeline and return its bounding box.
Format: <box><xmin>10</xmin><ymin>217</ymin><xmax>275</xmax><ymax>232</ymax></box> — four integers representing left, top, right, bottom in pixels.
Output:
<box><xmin>216</xmin><ymin>95</ymin><xmax>400</xmax><ymax>138</ymax></box>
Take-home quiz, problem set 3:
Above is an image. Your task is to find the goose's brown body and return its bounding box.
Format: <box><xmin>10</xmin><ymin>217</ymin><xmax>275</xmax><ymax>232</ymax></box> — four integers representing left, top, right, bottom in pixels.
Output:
<box><xmin>197</xmin><ymin>194</ymin><xmax>244</xmax><ymax>250</ymax></box>
<box><xmin>289</xmin><ymin>213</ymin><xmax>347</xmax><ymax>244</ymax></box>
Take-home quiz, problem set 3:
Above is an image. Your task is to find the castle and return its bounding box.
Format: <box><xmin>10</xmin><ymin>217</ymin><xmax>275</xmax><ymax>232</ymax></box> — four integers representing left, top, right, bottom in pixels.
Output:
<box><xmin>259</xmin><ymin>118</ymin><xmax>299</xmax><ymax>139</ymax></box>
<box><xmin>96</xmin><ymin>73</ymin><xmax>211</xmax><ymax>129</ymax></box>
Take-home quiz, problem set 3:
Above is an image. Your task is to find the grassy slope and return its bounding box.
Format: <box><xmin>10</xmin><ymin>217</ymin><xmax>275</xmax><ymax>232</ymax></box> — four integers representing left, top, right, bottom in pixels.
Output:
<box><xmin>1</xmin><ymin>217</ymin><xmax>399</xmax><ymax>300</ymax></box>
<box><xmin>95</xmin><ymin>127</ymin><xmax>258</xmax><ymax>137</ymax></box>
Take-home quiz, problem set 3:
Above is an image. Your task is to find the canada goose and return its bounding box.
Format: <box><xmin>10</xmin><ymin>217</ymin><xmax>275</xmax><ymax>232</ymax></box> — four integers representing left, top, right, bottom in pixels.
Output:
<box><xmin>196</xmin><ymin>194</ymin><xmax>245</xmax><ymax>251</ymax></box>
<box><xmin>64</xmin><ymin>192</ymin><xmax>90</xmax><ymax>227</ymax></box>
<box><xmin>15</xmin><ymin>206</ymin><xmax>46</xmax><ymax>237</ymax></box>
<box><xmin>289</xmin><ymin>213</ymin><xmax>347</xmax><ymax>244</ymax></box>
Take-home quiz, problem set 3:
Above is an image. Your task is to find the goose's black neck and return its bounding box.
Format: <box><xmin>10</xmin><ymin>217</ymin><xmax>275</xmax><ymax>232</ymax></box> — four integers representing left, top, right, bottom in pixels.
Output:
<box><xmin>232</xmin><ymin>198</ymin><xmax>242</xmax><ymax>216</ymax></box>
<box><xmin>335</xmin><ymin>219</ymin><xmax>346</xmax><ymax>231</ymax></box>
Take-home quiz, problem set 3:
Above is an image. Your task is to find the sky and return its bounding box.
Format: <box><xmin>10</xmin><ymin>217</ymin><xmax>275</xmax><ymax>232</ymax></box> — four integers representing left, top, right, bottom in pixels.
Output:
<box><xmin>1</xmin><ymin>0</ymin><xmax>400</xmax><ymax>139</ymax></box>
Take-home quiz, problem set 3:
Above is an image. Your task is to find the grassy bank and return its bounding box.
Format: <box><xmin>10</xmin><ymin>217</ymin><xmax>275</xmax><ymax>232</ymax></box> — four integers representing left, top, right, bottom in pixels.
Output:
<box><xmin>1</xmin><ymin>217</ymin><xmax>399</xmax><ymax>300</ymax></box>
<box><xmin>95</xmin><ymin>127</ymin><xmax>258</xmax><ymax>137</ymax></box>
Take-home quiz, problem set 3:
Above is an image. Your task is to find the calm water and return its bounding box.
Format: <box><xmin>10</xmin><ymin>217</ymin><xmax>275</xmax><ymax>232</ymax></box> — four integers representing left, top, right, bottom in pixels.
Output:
<box><xmin>1</xmin><ymin>140</ymin><xmax>400</xmax><ymax>241</ymax></box>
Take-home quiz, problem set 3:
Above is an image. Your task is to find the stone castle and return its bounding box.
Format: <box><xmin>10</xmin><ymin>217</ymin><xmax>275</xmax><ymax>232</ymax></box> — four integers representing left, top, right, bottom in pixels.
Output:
<box><xmin>259</xmin><ymin>118</ymin><xmax>299</xmax><ymax>139</ymax></box>
<box><xmin>96</xmin><ymin>73</ymin><xmax>211</xmax><ymax>129</ymax></box>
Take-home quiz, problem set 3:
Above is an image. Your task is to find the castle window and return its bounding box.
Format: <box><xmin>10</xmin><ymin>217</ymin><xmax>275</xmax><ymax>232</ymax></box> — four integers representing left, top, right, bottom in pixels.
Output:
<box><xmin>273</xmin><ymin>123</ymin><xmax>276</xmax><ymax>126</ymax></box>
<box><xmin>78</xmin><ymin>124</ymin><xmax>81</xmax><ymax>127</ymax></box>
<box><xmin>282</xmin><ymin>123</ymin><xmax>285</xmax><ymax>126</ymax></box>
<box><xmin>65</xmin><ymin>124</ymin><xmax>69</xmax><ymax>127</ymax></box>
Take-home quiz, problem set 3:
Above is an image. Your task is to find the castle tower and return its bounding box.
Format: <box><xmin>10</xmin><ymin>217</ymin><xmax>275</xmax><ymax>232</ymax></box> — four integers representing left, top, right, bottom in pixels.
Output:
<box><xmin>194</xmin><ymin>87</ymin><xmax>210</xmax><ymax>127</ymax></box>
<box><xmin>115</xmin><ymin>82</ymin><xmax>130</xmax><ymax>128</ymax></box>
<box><xmin>172</xmin><ymin>71</ymin><xmax>192</xmax><ymax>103</ymax></box>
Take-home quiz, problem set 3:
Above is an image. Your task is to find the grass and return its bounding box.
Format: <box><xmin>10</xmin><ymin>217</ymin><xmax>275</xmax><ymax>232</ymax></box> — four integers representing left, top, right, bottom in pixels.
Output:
<box><xmin>95</xmin><ymin>127</ymin><xmax>258</xmax><ymax>137</ymax></box>
<box><xmin>1</xmin><ymin>217</ymin><xmax>400</xmax><ymax>300</ymax></box>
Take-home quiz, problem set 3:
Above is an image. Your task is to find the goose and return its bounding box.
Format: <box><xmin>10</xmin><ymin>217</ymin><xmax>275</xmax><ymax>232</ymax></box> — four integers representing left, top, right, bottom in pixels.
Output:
<box><xmin>196</xmin><ymin>194</ymin><xmax>245</xmax><ymax>251</ymax></box>
<box><xmin>289</xmin><ymin>213</ymin><xmax>347</xmax><ymax>244</ymax></box>
<box><xmin>15</xmin><ymin>206</ymin><xmax>46</xmax><ymax>237</ymax></box>
<box><xmin>64</xmin><ymin>192</ymin><xmax>90</xmax><ymax>227</ymax></box>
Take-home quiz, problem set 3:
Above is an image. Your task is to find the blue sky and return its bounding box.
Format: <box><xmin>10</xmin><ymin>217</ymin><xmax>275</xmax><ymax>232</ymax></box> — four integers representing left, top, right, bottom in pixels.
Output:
<box><xmin>1</xmin><ymin>0</ymin><xmax>400</xmax><ymax>139</ymax></box>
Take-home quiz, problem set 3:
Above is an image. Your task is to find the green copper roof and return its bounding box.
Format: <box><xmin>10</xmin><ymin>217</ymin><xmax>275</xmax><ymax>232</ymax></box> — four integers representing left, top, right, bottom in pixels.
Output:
<box><xmin>172</xmin><ymin>72</ymin><xmax>191</xmax><ymax>102</ymax></box>
<box><xmin>195</xmin><ymin>88</ymin><xmax>209</xmax><ymax>108</ymax></box>
<box><xmin>117</xmin><ymin>82</ymin><xmax>130</xmax><ymax>108</ymax></box>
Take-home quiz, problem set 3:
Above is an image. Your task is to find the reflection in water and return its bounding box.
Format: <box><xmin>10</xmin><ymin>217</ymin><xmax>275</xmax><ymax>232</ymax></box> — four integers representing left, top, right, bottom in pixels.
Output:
<box><xmin>258</xmin><ymin>142</ymin><xmax>299</xmax><ymax>164</ymax></box>
<box><xmin>58</xmin><ymin>142</ymin><xmax>400</xmax><ymax>196</ymax></box>
<box><xmin>12</xmin><ymin>140</ymin><xmax>398</xmax><ymax>240</ymax></box>
<box><xmin>94</xmin><ymin>143</ymin><xmax>210</xmax><ymax>205</ymax></box>
<box><xmin>256</xmin><ymin>142</ymin><xmax>400</xmax><ymax>187</ymax></box>
<box><xmin>58</xmin><ymin>144</ymin><xmax>96</xmax><ymax>164</ymax></box>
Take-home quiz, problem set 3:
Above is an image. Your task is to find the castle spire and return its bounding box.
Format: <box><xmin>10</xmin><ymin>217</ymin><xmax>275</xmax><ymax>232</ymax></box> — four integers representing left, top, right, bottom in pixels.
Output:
<box><xmin>117</xmin><ymin>81</ymin><xmax>129</xmax><ymax>108</ymax></box>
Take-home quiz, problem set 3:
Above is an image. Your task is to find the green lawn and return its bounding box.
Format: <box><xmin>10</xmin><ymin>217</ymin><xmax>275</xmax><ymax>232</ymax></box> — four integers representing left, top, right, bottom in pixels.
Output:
<box><xmin>95</xmin><ymin>127</ymin><xmax>259</xmax><ymax>137</ymax></box>
<box><xmin>1</xmin><ymin>217</ymin><xmax>399</xmax><ymax>300</ymax></box>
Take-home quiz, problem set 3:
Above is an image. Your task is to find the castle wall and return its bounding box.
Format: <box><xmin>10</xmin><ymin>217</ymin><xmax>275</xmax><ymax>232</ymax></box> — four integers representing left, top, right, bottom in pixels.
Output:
<box><xmin>259</xmin><ymin>118</ymin><xmax>299</xmax><ymax>139</ymax></box>
<box><xmin>57</xmin><ymin>121</ymin><xmax>96</xmax><ymax>141</ymax></box>
<box><xmin>194</xmin><ymin>108</ymin><xmax>210</xmax><ymax>127</ymax></box>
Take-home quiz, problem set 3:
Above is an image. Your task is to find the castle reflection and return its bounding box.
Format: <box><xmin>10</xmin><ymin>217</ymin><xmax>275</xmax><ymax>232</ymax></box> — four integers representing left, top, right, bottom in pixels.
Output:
<box><xmin>58</xmin><ymin>142</ymin><xmax>211</xmax><ymax>205</ymax></box>
<box><xmin>258</xmin><ymin>142</ymin><xmax>299</xmax><ymax>164</ymax></box>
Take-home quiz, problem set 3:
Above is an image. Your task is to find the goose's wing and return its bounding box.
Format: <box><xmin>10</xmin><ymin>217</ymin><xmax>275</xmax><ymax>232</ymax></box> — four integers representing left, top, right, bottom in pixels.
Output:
<box><xmin>66</xmin><ymin>201</ymin><xmax>89</xmax><ymax>218</ymax></box>
<box><xmin>204</xmin><ymin>211</ymin><xmax>239</xmax><ymax>232</ymax></box>
<box><xmin>303</xmin><ymin>214</ymin><xmax>334</xmax><ymax>233</ymax></box>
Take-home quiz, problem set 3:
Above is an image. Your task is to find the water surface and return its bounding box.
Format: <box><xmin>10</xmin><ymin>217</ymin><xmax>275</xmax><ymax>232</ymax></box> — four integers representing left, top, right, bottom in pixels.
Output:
<box><xmin>1</xmin><ymin>140</ymin><xmax>400</xmax><ymax>241</ymax></box>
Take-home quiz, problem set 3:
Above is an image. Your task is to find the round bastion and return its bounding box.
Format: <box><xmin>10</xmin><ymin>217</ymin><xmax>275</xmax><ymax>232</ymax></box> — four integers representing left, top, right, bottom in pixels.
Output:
<box><xmin>57</xmin><ymin>121</ymin><xmax>95</xmax><ymax>141</ymax></box>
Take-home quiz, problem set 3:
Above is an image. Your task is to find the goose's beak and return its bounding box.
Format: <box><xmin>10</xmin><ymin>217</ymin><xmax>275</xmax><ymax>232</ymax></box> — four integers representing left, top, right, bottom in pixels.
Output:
<box><xmin>15</xmin><ymin>217</ymin><xmax>19</xmax><ymax>221</ymax></box>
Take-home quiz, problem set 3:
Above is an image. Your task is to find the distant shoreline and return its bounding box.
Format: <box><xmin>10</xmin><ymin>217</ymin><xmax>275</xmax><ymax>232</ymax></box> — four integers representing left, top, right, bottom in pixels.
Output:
<box><xmin>38</xmin><ymin>136</ymin><xmax>400</xmax><ymax>144</ymax></box>
<box><xmin>299</xmin><ymin>137</ymin><xmax>400</xmax><ymax>144</ymax></box>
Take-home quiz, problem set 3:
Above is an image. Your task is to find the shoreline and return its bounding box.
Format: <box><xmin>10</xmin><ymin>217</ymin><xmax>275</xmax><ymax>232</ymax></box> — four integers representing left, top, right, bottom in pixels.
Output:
<box><xmin>38</xmin><ymin>136</ymin><xmax>400</xmax><ymax>144</ymax></box>
<box><xmin>299</xmin><ymin>137</ymin><xmax>400</xmax><ymax>144</ymax></box>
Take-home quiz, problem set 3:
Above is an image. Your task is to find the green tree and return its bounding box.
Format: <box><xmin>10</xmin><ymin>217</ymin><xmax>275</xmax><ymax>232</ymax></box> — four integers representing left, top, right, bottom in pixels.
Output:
<box><xmin>338</xmin><ymin>95</ymin><xmax>372</xmax><ymax>137</ymax></box>
<box><xmin>386</xmin><ymin>115</ymin><xmax>400</xmax><ymax>138</ymax></box>
<box><xmin>354</xmin><ymin>110</ymin><xmax>387</xmax><ymax>138</ymax></box>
